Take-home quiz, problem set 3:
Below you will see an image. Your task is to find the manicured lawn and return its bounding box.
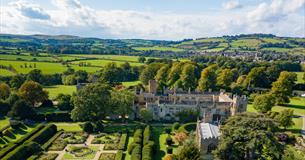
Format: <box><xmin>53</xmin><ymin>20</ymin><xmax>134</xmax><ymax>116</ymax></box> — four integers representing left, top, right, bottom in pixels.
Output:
<box><xmin>122</xmin><ymin>81</ymin><xmax>141</xmax><ymax>87</ymax></box>
<box><xmin>44</xmin><ymin>85</ymin><xmax>76</xmax><ymax>99</ymax></box>
<box><xmin>52</xmin><ymin>123</ymin><xmax>83</xmax><ymax>132</ymax></box>
<box><xmin>247</xmin><ymin>97</ymin><xmax>305</xmax><ymax>131</ymax></box>
<box><xmin>0</xmin><ymin>117</ymin><xmax>9</xmax><ymax>129</ymax></box>
<box><xmin>295</xmin><ymin>72</ymin><xmax>304</xmax><ymax>84</ymax></box>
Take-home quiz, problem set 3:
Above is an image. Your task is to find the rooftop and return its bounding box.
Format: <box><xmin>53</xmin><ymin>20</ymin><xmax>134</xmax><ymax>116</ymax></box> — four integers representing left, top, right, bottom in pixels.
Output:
<box><xmin>200</xmin><ymin>122</ymin><xmax>220</xmax><ymax>139</ymax></box>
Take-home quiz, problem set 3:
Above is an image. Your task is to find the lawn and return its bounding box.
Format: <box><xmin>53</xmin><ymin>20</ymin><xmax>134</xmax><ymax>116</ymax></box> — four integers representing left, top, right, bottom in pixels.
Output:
<box><xmin>0</xmin><ymin>117</ymin><xmax>9</xmax><ymax>129</ymax></box>
<box><xmin>0</xmin><ymin>69</ymin><xmax>15</xmax><ymax>76</ymax></box>
<box><xmin>44</xmin><ymin>85</ymin><xmax>76</xmax><ymax>99</ymax></box>
<box><xmin>295</xmin><ymin>72</ymin><xmax>304</xmax><ymax>84</ymax></box>
<box><xmin>52</xmin><ymin>122</ymin><xmax>83</xmax><ymax>132</ymax></box>
<box><xmin>122</xmin><ymin>81</ymin><xmax>141</xmax><ymax>87</ymax></box>
<box><xmin>247</xmin><ymin>97</ymin><xmax>305</xmax><ymax>131</ymax></box>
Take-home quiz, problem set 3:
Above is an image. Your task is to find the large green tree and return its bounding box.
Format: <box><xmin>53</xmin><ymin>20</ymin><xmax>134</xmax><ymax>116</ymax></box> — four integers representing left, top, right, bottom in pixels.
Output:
<box><xmin>155</xmin><ymin>65</ymin><xmax>170</xmax><ymax>89</ymax></box>
<box><xmin>27</xmin><ymin>69</ymin><xmax>43</xmax><ymax>83</ymax></box>
<box><xmin>167</xmin><ymin>62</ymin><xmax>184</xmax><ymax>87</ymax></box>
<box><xmin>253</xmin><ymin>94</ymin><xmax>275</xmax><ymax>113</ymax></box>
<box><xmin>0</xmin><ymin>82</ymin><xmax>10</xmax><ymax>100</ymax></box>
<box><xmin>71</xmin><ymin>83</ymin><xmax>112</xmax><ymax>121</ymax></box>
<box><xmin>8</xmin><ymin>100</ymin><xmax>35</xmax><ymax>119</ymax></box>
<box><xmin>18</xmin><ymin>81</ymin><xmax>48</xmax><ymax>106</ymax></box>
<box><xmin>246</xmin><ymin>67</ymin><xmax>268</xmax><ymax>88</ymax></box>
<box><xmin>139</xmin><ymin>108</ymin><xmax>153</xmax><ymax>123</ymax></box>
<box><xmin>271</xmin><ymin>71</ymin><xmax>297</xmax><ymax>104</ymax></box>
<box><xmin>214</xmin><ymin>113</ymin><xmax>283</xmax><ymax>160</ymax></box>
<box><xmin>276</xmin><ymin>109</ymin><xmax>294</xmax><ymax>129</ymax></box>
<box><xmin>174</xmin><ymin>133</ymin><xmax>200</xmax><ymax>160</ymax></box>
<box><xmin>111</xmin><ymin>89</ymin><xmax>135</xmax><ymax>121</ymax></box>
<box><xmin>197</xmin><ymin>64</ymin><xmax>218</xmax><ymax>91</ymax></box>
<box><xmin>180</xmin><ymin>63</ymin><xmax>197</xmax><ymax>90</ymax></box>
<box><xmin>140</xmin><ymin>63</ymin><xmax>164</xmax><ymax>85</ymax></box>
<box><xmin>216</xmin><ymin>68</ymin><xmax>236</xmax><ymax>90</ymax></box>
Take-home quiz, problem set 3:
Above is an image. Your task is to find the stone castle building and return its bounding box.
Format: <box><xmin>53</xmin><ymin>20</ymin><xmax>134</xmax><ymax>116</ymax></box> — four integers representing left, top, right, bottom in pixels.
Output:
<box><xmin>135</xmin><ymin>80</ymin><xmax>248</xmax><ymax>123</ymax></box>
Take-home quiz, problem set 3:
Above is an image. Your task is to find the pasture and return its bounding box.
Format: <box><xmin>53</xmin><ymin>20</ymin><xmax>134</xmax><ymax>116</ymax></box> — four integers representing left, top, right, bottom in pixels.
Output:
<box><xmin>44</xmin><ymin>85</ymin><xmax>77</xmax><ymax>99</ymax></box>
<box><xmin>133</xmin><ymin>46</ymin><xmax>184</xmax><ymax>52</ymax></box>
<box><xmin>71</xmin><ymin>59</ymin><xmax>143</xmax><ymax>67</ymax></box>
<box><xmin>295</xmin><ymin>72</ymin><xmax>304</xmax><ymax>84</ymax></box>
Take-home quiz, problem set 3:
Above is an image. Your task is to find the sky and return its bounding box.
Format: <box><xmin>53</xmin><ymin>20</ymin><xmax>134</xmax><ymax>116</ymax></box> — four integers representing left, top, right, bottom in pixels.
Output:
<box><xmin>0</xmin><ymin>0</ymin><xmax>304</xmax><ymax>40</ymax></box>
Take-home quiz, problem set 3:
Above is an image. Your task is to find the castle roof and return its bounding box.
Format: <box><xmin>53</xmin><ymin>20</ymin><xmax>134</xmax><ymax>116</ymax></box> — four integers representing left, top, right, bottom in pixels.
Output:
<box><xmin>200</xmin><ymin>122</ymin><xmax>220</xmax><ymax>139</ymax></box>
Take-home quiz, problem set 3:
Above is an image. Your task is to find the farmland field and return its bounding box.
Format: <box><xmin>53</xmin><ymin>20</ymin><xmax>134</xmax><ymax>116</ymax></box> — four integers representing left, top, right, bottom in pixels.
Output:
<box><xmin>0</xmin><ymin>69</ymin><xmax>15</xmax><ymax>76</ymax></box>
<box><xmin>71</xmin><ymin>59</ymin><xmax>143</xmax><ymax>67</ymax></box>
<box><xmin>295</xmin><ymin>72</ymin><xmax>304</xmax><ymax>84</ymax></box>
<box><xmin>44</xmin><ymin>85</ymin><xmax>77</xmax><ymax>99</ymax></box>
<box><xmin>0</xmin><ymin>54</ymin><xmax>55</xmax><ymax>61</ymax></box>
<box><xmin>133</xmin><ymin>46</ymin><xmax>184</xmax><ymax>52</ymax></box>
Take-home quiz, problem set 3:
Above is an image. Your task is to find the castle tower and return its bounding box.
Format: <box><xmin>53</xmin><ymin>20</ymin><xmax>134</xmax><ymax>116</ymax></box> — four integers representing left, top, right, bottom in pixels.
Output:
<box><xmin>148</xmin><ymin>80</ymin><xmax>158</xmax><ymax>94</ymax></box>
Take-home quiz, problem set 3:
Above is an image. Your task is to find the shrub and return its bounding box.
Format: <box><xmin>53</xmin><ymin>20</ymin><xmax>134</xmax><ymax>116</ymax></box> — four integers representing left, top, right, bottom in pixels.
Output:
<box><xmin>131</xmin><ymin>145</ymin><xmax>141</xmax><ymax>160</ymax></box>
<box><xmin>45</xmin><ymin>112</ymin><xmax>72</xmax><ymax>122</ymax></box>
<box><xmin>41</xmin><ymin>131</ymin><xmax>63</xmax><ymax>150</ymax></box>
<box><xmin>166</xmin><ymin>136</ymin><xmax>173</xmax><ymax>146</ymax></box>
<box><xmin>143</xmin><ymin>125</ymin><xmax>151</xmax><ymax>145</ymax></box>
<box><xmin>104</xmin><ymin>144</ymin><xmax>118</xmax><ymax>150</ymax></box>
<box><xmin>14</xmin><ymin>124</ymin><xmax>44</xmax><ymax>144</ymax></box>
<box><xmin>27</xmin><ymin>124</ymin><xmax>57</xmax><ymax>145</ymax></box>
<box><xmin>167</xmin><ymin>146</ymin><xmax>173</xmax><ymax>154</ymax></box>
<box><xmin>178</xmin><ymin>123</ymin><xmax>196</xmax><ymax>133</ymax></box>
<box><xmin>40</xmin><ymin>99</ymin><xmax>53</xmax><ymax>108</ymax></box>
<box><xmin>0</xmin><ymin>100</ymin><xmax>10</xmax><ymax>116</ymax></box>
<box><xmin>93</xmin><ymin>120</ymin><xmax>104</xmax><ymax>132</ymax></box>
<box><xmin>164</xmin><ymin>127</ymin><xmax>171</xmax><ymax>134</ymax></box>
<box><xmin>115</xmin><ymin>150</ymin><xmax>124</xmax><ymax>160</ymax></box>
<box><xmin>2</xmin><ymin>142</ymin><xmax>42</xmax><ymax>160</ymax></box>
<box><xmin>118</xmin><ymin>133</ymin><xmax>128</xmax><ymax>150</ymax></box>
<box><xmin>83</xmin><ymin>122</ymin><xmax>94</xmax><ymax>133</ymax></box>
<box><xmin>172</xmin><ymin>122</ymin><xmax>180</xmax><ymax>131</ymax></box>
<box><xmin>0</xmin><ymin>143</ymin><xmax>17</xmax><ymax>159</ymax></box>
<box><xmin>3</xmin><ymin>128</ymin><xmax>14</xmax><ymax>138</ymax></box>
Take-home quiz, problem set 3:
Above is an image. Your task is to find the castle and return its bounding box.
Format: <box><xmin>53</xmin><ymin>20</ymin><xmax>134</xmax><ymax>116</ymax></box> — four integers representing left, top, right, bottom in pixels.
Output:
<box><xmin>135</xmin><ymin>80</ymin><xmax>248</xmax><ymax>124</ymax></box>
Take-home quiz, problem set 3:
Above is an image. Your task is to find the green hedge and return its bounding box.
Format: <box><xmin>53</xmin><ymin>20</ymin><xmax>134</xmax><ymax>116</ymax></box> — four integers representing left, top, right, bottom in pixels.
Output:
<box><xmin>142</xmin><ymin>125</ymin><xmax>155</xmax><ymax>160</ymax></box>
<box><xmin>2</xmin><ymin>142</ymin><xmax>42</xmax><ymax>160</ymax></box>
<box><xmin>115</xmin><ymin>150</ymin><xmax>124</xmax><ymax>160</ymax></box>
<box><xmin>178</xmin><ymin>122</ymin><xmax>196</xmax><ymax>133</ymax></box>
<box><xmin>41</xmin><ymin>131</ymin><xmax>63</xmax><ymax>150</ymax></box>
<box><xmin>118</xmin><ymin>133</ymin><xmax>128</xmax><ymax>150</ymax></box>
<box><xmin>27</xmin><ymin>124</ymin><xmax>57</xmax><ymax>145</ymax></box>
<box><xmin>131</xmin><ymin>145</ymin><xmax>141</xmax><ymax>160</ymax></box>
<box><xmin>143</xmin><ymin>126</ymin><xmax>151</xmax><ymax>145</ymax></box>
<box><xmin>0</xmin><ymin>124</ymin><xmax>44</xmax><ymax>159</ymax></box>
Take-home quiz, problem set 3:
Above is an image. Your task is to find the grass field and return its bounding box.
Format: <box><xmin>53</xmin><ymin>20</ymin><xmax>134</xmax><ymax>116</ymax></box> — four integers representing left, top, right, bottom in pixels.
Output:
<box><xmin>231</xmin><ymin>39</ymin><xmax>261</xmax><ymax>49</ymax></box>
<box><xmin>295</xmin><ymin>72</ymin><xmax>304</xmax><ymax>84</ymax></box>
<box><xmin>247</xmin><ymin>97</ymin><xmax>305</xmax><ymax>131</ymax></box>
<box><xmin>71</xmin><ymin>59</ymin><xmax>143</xmax><ymax>67</ymax></box>
<box><xmin>122</xmin><ymin>81</ymin><xmax>141</xmax><ymax>87</ymax></box>
<box><xmin>44</xmin><ymin>85</ymin><xmax>77</xmax><ymax>99</ymax></box>
<box><xmin>0</xmin><ymin>117</ymin><xmax>9</xmax><ymax>129</ymax></box>
<box><xmin>0</xmin><ymin>69</ymin><xmax>15</xmax><ymax>76</ymax></box>
<box><xmin>69</xmin><ymin>54</ymin><xmax>141</xmax><ymax>62</ymax></box>
<box><xmin>0</xmin><ymin>60</ymin><xmax>101</xmax><ymax>75</ymax></box>
<box><xmin>0</xmin><ymin>54</ymin><xmax>55</xmax><ymax>61</ymax></box>
<box><xmin>133</xmin><ymin>46</ymin><xmax>184</xmax><ymax>52</ymax></box>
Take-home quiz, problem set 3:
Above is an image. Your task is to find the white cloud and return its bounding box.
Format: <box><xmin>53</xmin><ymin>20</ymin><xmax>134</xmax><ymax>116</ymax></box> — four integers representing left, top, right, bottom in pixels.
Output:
<box><xmin>10</xmin><ymin>0</ymin><xmax>50</xmax><ymax>20</ymax></box>
<box><xmin>222</xmin><ymin>0</ymin><xmax>242</xmax><ymax>10</ymax></box>
<box><xmin>0</xmin><ymin>0</ymin><xmax>304</xmax><ymax>39</ymax></box>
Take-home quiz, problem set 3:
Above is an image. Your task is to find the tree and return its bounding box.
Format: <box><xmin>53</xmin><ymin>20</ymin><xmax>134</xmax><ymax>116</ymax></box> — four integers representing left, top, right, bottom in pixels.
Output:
<box><xmin>271</xmin><ymin>71</ymin><xmax>297</xmax><ymax>104</ymax></box>
<box><xmin>167</xmin><ymin>62</ymin><xmax>183</xmax><ymax>87</ymax></box>
<box><xmin>197</xmin><ymin>64</ymin><xmax>218</xmax><ymax>91</ymax></box>
<box><xmin>99</xmin><ymin>62</ymin><xmax>122</xmax><ymax>85</ymax></box>
<box><xmin>216</xmin><ymin>69</ymin><xmax>235</xmax><ymax>89</ymax></box>
<box><xmin>0</xmin><ymin>100</ymin><xmax>10</xmax><ymax>116</ymax></box>
<box><xmin>138</xmin><ymin>56</ymin><xmax>146</xmax><ymax>63</ymax></box>
<box><xmin>71</xmin><ymin>83</ymin><xmax>112</xmax><ymax>121</ymax></box>
<box><xmin>62</xmin><ymin>74</ymin><xmax>77</xmax><ymax>85</ymax></box>
<box><xmin>27</xmin><ymin>69</ymin><xmax>43</xmax><ymax>83</ymax></box>
<box><xmin>8</xmin><ymin>100</ymin><xmax>35</xmax><ymax>119</ymax></box>
<box><xmin>253</xmin><ymin>94</ymin><xmax>275</xmax><ymax>113</ymax></box>
<box><xmin>0</xmin><ymin>82</ymin><xmax>10</xmax><ymax>100</ymax></box>
<box><xmin>276</xmin><ymin>109</ymin><xmax>294</xmax><ymax>129</ymax></box>
<box><xmin>74</xmin><ymin>70</ymin><xmax>88</xmax><ymax>83</ymax></box>
<box><xmin>56</xmin><ymin>94</ymin><xmax>73</xmax><ymax>111</ymax></box>
<box><xmin>18</xmin><ymin>81</ymin><xmax>48</xmax><ymax>106</ymax></box>
<box><xmin>174</xmin><ymin>133</ymin><xmax>200</xmax><ymax>160</ymax></box>
<box><xmin>140</xmin><ymin>63</ymin><xmax>164</xmax><ymax>85</ymax></box>
<box><xmin>214</xmin><ymin>113</ymin><xmax>283</xmax><ymax>160</ymax></box>
<box><xmin>10</xmin><ymin>74</ymin><xmax>25</xmax><ymax>89</ymax></box>
<box><xmin>155</xmin><ymin>65</ymin><xmax>170</xmax><ymax>89</ymax></box>
<box><xmin>246</xmin><ymin>67</ymin><xmax>268</xmax><ymax>88</ymax></box>
<box><xmin>174</xmin><ymin>132</ymin><xmax>187</xmax><ymax>145</ymax></box>
<box><xmin>140</xmin><ymin>108</ymin><xmax>153</xmax><ymax>122</ymax></box>
<box><xmin>111</xmin><ymin>89</ymin><xmax>135</xmax><ymax>121</ymax></box>
<box><xmin>83</xmin><ymin>122</ymin><xmax>94</xmax><ymax>133</ymax></box>
<box><xmin>180</xmin><ymin>64</ymin><xmax>197</xmax><ymax>90</ymax></box>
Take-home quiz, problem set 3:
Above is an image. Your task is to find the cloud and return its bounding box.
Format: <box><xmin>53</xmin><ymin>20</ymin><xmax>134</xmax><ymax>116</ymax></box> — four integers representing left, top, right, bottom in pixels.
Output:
<box><xmin>0</xmin><ymin>0</ymin><xmax>304</xmax><ymax>39</ymax></box>
<box><xmin>222</xmin><ymin>0</ymin><xmax>242</xmax><ymax>10</ymax></box>
<box><xmin>10</xmin><ymin>0</ymin><xmax>50</xmax><ymax>20</ymax></box>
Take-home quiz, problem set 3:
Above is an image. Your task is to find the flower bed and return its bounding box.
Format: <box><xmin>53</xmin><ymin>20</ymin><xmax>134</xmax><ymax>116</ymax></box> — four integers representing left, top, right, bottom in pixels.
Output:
<box><xmin>48</xmin><ymin>132</ymin><xmax>88</xmax><ymax>151</ymax></box>
<box><xmin>104</xmin><ymin>144</ymin><xmax>118</xmax><ymax>150</ymax></box>
<box><xmin>99</xmin><ymin>153</ymin><xmax>116</xmax><ymax>160</ymax></box>
<box><xmin>91</xmin><ymin>133</ymin><xmax>121</xmax><ymax>144</ymax></box>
